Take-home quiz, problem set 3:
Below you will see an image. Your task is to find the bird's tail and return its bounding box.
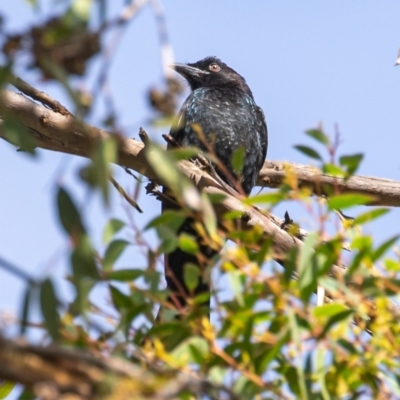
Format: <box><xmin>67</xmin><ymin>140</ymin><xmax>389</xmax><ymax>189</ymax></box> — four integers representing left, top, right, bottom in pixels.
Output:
<box><xmin>161</xmin><ymin>194</ymin><xmax>218</xmax><ymax>316</ymax></box>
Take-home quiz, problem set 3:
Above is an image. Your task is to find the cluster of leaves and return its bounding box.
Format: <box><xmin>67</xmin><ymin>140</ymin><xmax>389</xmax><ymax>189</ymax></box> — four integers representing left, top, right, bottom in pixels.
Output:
<box><xmin>1</xmin><ymin>1</ymin><xmax>100</xmax><ymax>80</ymax></box>
<box><xmin>148</xmin><ymin>77</ymin><xmax>185</xmax><ymax>122</ymax></box>
<box><xmin>0</xmin><ymin>0</ymin><xmax>125</xmax><ymax>122</ymax></box>
<box><xmin>4</xmin><ymin>127</ymin><xmax>400</xmax><ymax>399</ymax></box>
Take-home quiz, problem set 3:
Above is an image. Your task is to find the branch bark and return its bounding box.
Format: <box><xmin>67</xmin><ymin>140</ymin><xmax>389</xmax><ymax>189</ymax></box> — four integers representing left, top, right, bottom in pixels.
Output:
<box><xmin>259</xmin><ymin>160</ymin><xmax>400</xmax><ymax>207</ymax></box>
<box><xmin>0</xmin><ymin>337</ymin><xmax>231</xmax><ymax>400</ymax></box>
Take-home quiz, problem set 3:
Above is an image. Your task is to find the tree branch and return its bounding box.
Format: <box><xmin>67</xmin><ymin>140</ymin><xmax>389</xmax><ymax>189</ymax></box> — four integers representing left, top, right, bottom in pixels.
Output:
<box><xmin>0</xmin><ymin>336</ymin><xmax>234</xmax><ymax>399</ymax></box>
<box><xmin>1</xmin><ymin>89</ymin><xmax>400</xmax><ymax>207</ymax></box>
<box><xmin>258</xmin><ymin>160</ymin><xmax>400</xmax><ymax>207</ymax></box>
<box><xmin>8</xmin><ymin>74</ymin><xmax>71</xmax><ymax>116</ymax></box>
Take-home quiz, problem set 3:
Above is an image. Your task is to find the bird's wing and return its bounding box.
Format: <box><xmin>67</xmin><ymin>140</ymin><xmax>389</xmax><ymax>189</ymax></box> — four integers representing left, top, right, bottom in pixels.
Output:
<box><xmin>256</xmin><ymin>106</ymin><xmax>268</xmax><ymax>165</ymax></box>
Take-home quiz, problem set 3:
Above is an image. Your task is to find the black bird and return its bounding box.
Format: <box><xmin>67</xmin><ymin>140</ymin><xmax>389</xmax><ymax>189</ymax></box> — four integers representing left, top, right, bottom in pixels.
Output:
<box><xmin>163</xmin><ymin>56</ymin><xmax>268</xmax><ymax>312</ymax></box>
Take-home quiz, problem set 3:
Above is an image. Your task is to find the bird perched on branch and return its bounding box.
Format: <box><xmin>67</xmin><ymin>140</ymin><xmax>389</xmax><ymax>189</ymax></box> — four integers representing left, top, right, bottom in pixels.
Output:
<box><xmin>163</xmin><ymin>56</ymin><xmax>268</xmax><ymax>313</ymax></box>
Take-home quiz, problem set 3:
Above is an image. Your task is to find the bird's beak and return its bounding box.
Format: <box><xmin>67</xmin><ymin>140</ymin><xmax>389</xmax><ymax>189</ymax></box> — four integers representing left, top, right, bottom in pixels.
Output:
<box><xmin>169</xmin><ymin>63</ymin><xmax>210</xmax><ymax>79</ymax></box>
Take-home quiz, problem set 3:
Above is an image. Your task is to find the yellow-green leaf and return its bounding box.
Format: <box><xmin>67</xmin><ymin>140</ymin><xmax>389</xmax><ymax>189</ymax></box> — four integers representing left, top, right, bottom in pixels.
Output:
<box><xmin>184</xmin><ymin>263</ymin><xmax>200</xmax><ymax>292</ymax></box>
<box><xmin>327</xmin><ymin>193</ymin><xmax>373</xmax><ymax>210</ymax></box>
<box><xmin>314</xmin><ymin>303</ymin><xmax>348</xmax><ymax>318</ymax></box>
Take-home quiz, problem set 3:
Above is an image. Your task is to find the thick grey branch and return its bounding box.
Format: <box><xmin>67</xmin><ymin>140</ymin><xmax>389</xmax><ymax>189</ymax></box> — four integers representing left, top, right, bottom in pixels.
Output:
<box><xmin>1</xmin><ymin>89</ymin><xmax>400</xmax><ymax>207</ymax></box>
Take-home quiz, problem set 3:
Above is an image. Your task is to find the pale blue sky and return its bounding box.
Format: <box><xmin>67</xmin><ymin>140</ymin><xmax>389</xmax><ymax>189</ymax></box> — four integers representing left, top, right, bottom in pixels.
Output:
<box><xmin>1</xmin><ymin>0</ymin><xmax>400</xmax><ymax>372</ymax></box>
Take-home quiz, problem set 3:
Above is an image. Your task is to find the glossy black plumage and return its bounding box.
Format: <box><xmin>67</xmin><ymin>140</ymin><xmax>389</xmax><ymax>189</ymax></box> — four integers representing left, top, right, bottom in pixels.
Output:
<box><xmin>164</xmin><ymin>56</ymin><xmax>268</xmax><ymax>310</ymax></box>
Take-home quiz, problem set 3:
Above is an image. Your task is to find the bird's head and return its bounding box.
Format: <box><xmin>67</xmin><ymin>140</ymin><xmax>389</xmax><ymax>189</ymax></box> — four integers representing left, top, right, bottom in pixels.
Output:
<box><xmin>170</xmin><ymin>56</ymin><xmax>252</xmax><ymax>94</ymax></box>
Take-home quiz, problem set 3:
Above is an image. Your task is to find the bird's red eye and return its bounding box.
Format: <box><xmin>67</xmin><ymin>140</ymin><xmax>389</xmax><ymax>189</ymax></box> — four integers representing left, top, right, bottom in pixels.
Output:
<box><xmin>209</xmin><ymin>63</ymin><xmax>221</xmax><ymax>72</ymax></box>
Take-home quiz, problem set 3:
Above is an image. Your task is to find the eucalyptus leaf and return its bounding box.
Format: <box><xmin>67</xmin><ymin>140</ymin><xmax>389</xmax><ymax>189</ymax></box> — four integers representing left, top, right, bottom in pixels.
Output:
<box><xmin>327</xmin><ymin>193</ymin><xmax>373</xmax><ymax>210</ymax></box>
<box><xmin>57</xmin><ymin>187</ymin><xmax>85</xmax><ymax>237</ymax></box>
<box><xmin>294</xmin><ymin>145</ymin><xmax>322</xmax><ymax>160</ymax></box>
<box><xmin>103</xmin><ymin>239</ymin><xmax>130</xmax><ymax>270</ymax></box>
<box><xmin>305</xmin><ymin>128</ymin><xmax>330</xmax><ymax>145</ymax></box>
<box><xmin>183</xmin><ymin>263</ymin><xmax>200</xmax><ymax>292</ymax></box>
<box><xmin>103</xmin><ymin>218</ymin><xmax>125</xmax><ymax>244</ymax></box>
<box><xmin>40</xmin><ymin>279</ymin><xmax>60</xmax><ymax>341</ymax></box>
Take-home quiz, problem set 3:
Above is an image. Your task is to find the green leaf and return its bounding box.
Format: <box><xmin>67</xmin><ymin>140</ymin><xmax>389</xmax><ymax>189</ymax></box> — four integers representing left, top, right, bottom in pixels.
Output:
<box><xmin>156</xmin><ymin>225</ymin><xmax>179</xmax><ymax>254</ymax></box>
<box><xmin>231</xmin><ymin>146</ymin><xmax>246</xmax><ymax>174</ymax></box>
<box><xmin>316</xmin><ymin>347</ymin><xmax>330</xmax><ymax>400</ymax></box>
<box><xmin>57</xmin><ymin>187</ymin><xmax>85</xmax><ymax>237</ymax></box>
<box><xmin>298</xmin><ymin>232</ymin><xmax>319</xmax><ymax>298</ymax></box>
<box><xmin>201</xmin><ymin>192</ymin><xmax>217</xmax><ymax>238</ymax></box>
<box><xmin>109</xmin><ymin>285</ymin><xmax>132</xmax><ymax>311</ymax></box>
<box><xmin>69</xmin><ymin>279</ymin><xmax>93</xmax><ymax>316</ymax></box>
<box><xmin>81</xmin><ymin>137</ymin><xmax>117</xmax><ymax>204</ymax></box>
<box><xmin>103</xmin><ymin>218</ymin><xmax>125</xmax><ymax>244</ymax></box>
<box><xmin>40</xmin><ymin>279</ymin><xmax>60</xmax><ymax>341</ymax></box>
<box><xmin>228</xmin><ymin>270</ymin><xmax>244</xmax><ymax>306</ymax></box>
<box><xmin>294</xmin><ymin>145</ymin><xmax>322</xmax><ymax>160</ymax></box>
<box><xmin>169</xmin><ymin>147</ymin><xmax>199</xmax><ymax>160</ymax></box>
<box><xmin>71</xmin><ymin>234</ymin><xmax>99</xmax><ymax>280</ymax></box>
<box><xmin>179</xmin><ymin>234</ymin><xmax>199</xmax><ymax>254</ymax></box>
<box><xmin>233</xmin><ymin>376</ymin><xmax>254</xmax><ymax>397</ymax></box>
<box><xmin>103</xmin><ymin>239</ymin><xmax>130</xmax><ymax>271</ymax></box>
<box><xmin>327</xmin><ymin>193</ymin><xmax>373</xmax><ymax>210</ymax></box>
<box><xmin>385</xmin><ymin>259</ymin><xmax>400</xmax><ymax>272</ymax></box>
<box><xmin>0</xmin><ymin>64</ymin><xmax>12</xmax><ymax>88</ymax></box>
<box><xmin>183</xmin><ymin>263</ymin><xmax>200</xmax><ymax>292</ymax></box>
<box><xmin>321</xmin><ymin>309</ymin><xmax>353</xmax><ymax>336</ymax></box>
<box><xmin>0</xmin><ymin>381</ymin><xmax>16</xmax><ymax>399</ymax></box>
<box><xmin>3</xmin><ymin>116</ymin><xmax>37</xmax><ymax>155</ymax></box>
<box><xmin>339</xmin><ymin>153</ymin><xmax>364</xmax><ymax>176</ymax></box>
<box><xmin>17</xmin><ymin>389</ymin><xmax>35</xmax><ymax>400</ymax></box>
<box><xmin>305</xmin><ymin>129</ymin><xmax>330</xmax><ymax>145</ymax></box>
<box><xmin>353</xmin><ymin>208</ymin><xmax>390</xmax><ymax>225</ymax></box>
<box><xmin>254</xmin><ymin>238</ymin><xmax>272</xmax><ymax>266</ymax></box>
<box><xmin>144</xmin><ymin>268</ymin><xmax>162</xmax><ymax>294</ymax></box>
<box><xmin>71</xmin><ymin>0</ymin><xmax>92</xmax><ymax>22</ymax></box>
<box><xmin>372</xmin><ymin>235</ymin><xmax>399</xmax><ymax>262</ymax></box>
<box><xmin>105</xmin><ymin>269</ymin><xmax>143</xmax><ymax>281</ymax></box>
<box><xmin>223</xmin><ymin>210</ymin><xmax>246</xmax><ymax>220</ymax></box>
<box><xmin>170</xmin><ymin>336</ymin><xmax>209</xmax><ymax>367</ymax></box>
<box><xmin>314</xmin><ymin>303</ymin><xmax>348</xmax><ymax>318</ymax></box>
<box><xmin>20</xmin><ymin>284</ymin><xmax>34</xmax><ymax>336</ymax></box>
<box><xmin>208</xmin><ymin>366</ymin><xmax>226</xmax><ymax>386</ymax></box>
<box><xmin>243</xmin><ymin>192</ymin><xmax>285</xmax><ymax>206</ymax></box>
<box><xmin>146</xmin><ymin>143</ymin><xmax>201</xmax><ymax>209</ymax></box>
<box><xmin>255</xmin><ymin>329</ymin><xmax>290</xmax><ymax>372</ymax></box>
<box><xmin>337</xmin><ymin>338</ymin><xmax>358</xmax><ymax>354</ymax></box>
<box><xmin>207</xmin><ymin>193</ymin><xmax>227</xmax><ymax>204</ymax></box>
<box><xmin>283</xmin><ymin>248</ymin><xmax>298</xmax><ymax>283</ymax></box>
<box><xmin>145</xmin><ymin>210</ymin><xmax>186</xmax><ymax>233</ymax></box>
<box><xmin>287</xmin><ymin>310</ymin><xmax>308</xmax><ymax>398</ymax></box>
<box><xmin>322</xmin><ymin>163</ymin><xmax>347</xmax><ymax>178</ymax></box>
<box><xmin>351</xmin><ymin>235</ymin><xmax>373</xmax><ymax>251</ymax></box>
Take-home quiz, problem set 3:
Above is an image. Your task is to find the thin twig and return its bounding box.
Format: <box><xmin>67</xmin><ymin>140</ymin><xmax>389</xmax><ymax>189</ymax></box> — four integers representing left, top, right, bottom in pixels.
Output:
<box><xmin>109</xmin><ymin>176</ymin><xmax>143</xmax><ymax>213</ymax></box>
<box><xmin>149</xmin><ymin>0</ymin><xmax>175</xmax><ymax>78</ymax></box>
<box><xmin>0</xmin><ymin>255</ymin><xmax>36</xmax><ymax>284</ymax></box>
<box><xmin>8</xmin><ymin>74</ymin><xmax>70</xmax><ymax>115</ymax></box>
<box><xmin>90</xmin><ymin>0</ymin><xmax>150</xmax><ymax>120</ymax></box>
<box><xmin>139</xmin><ymin>127</ymin><xmax>151</xmax><ymax>145</ymax></box>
